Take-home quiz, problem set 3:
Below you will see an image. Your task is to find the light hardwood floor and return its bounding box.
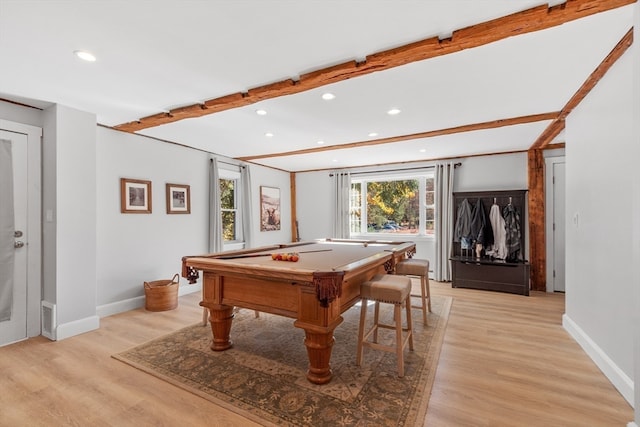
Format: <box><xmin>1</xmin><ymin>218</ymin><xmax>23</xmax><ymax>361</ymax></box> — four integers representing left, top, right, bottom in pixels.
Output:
<box><xmin>0</xmin><ymin>282</ymin><xmax>633</xmax><ymax>427</ymax></box>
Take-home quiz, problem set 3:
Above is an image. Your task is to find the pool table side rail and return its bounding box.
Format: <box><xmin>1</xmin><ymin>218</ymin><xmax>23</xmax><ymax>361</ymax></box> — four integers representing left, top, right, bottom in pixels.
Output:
<box><xmin>183</xmin><ymin>248</ymin><xmax>407</xmax><ymax>285</ymax></box>
<box><xmin>181</xmin><ymin>241</ymin><xmax>416</xmax><ymax>304</ymax></box>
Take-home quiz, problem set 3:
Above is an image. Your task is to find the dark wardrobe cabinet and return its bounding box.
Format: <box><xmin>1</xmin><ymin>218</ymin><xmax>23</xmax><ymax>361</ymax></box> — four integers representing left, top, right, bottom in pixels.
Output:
<box><xmin>450</xmin><ymin>190</ymin><xmax>530</xmax><ymax>296</ymax></box>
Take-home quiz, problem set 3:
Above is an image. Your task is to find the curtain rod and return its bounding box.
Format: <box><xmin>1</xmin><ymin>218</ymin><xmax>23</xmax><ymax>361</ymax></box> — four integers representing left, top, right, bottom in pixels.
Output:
<box><xmin>210</xmin><ymin>158</ymin><xmax>246</xmax><ymax>168</ymax></box>
<box><xmin>329</xmin><ymin>162</ymin><xmax>461</xmax><ymax>177</ymax></box>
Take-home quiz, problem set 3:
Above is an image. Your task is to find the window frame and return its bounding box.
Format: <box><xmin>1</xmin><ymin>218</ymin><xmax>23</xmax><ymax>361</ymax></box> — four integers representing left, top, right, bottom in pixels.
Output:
<box><xmin>219</xmin><ymin>168</ymin><xmax>243</xmax><ymax>245</ymax></box>
<box><xmin>350</xmin><ymin>170</ymin><xmax>435</xmax><ymax>239</ymax></box>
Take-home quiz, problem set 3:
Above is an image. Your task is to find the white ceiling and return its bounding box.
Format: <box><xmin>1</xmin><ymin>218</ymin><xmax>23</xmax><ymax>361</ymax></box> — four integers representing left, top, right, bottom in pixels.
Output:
<box><xmin>0</xmin><ymin>1</ymin><xmax>635</xmax><ymax>172</ymax></box>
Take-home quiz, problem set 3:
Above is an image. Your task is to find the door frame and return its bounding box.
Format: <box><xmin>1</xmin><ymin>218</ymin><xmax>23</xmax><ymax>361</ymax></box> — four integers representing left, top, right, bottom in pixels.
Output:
<box><xmin>0</xmin><ymin>119</ymin><xmax>42</xmax><ymax>338</ymax></box>
<box><xmin>544</xmin><ymin>154</ymin><xmax>565</xmax><ymax>293</ymax></box>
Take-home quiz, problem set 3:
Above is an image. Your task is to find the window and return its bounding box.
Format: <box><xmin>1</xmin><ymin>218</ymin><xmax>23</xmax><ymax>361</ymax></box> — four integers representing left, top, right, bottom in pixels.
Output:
<box><xmin>219</xmin><ymin>178</ymin><xmax>237</xmax><ymax>241</ymax></box>
<box><xmin>425</xmin><ymin>176</ymin><xmax>435</xmax><ymax>234</ymax></box>
<box><xmin>350</xmin><ymin>172</ymin><xmax>435</xmax><ymax>237</ymax></box>
<box><xmin>219</xmin><ymin>168</ymin><xmax>242</xmax><ymax>243</ymax></box>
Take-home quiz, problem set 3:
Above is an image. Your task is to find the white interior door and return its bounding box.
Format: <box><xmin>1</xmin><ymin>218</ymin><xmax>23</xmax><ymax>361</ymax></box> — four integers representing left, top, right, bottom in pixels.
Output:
<box><xmin>552</xmin><ymin>162</ymin><xmax>566</xmax><ymax>292</ymax></box>
<box><xmin>0</xmin><ymin>130</ymin><xmax>28</xmax><ymax>346</ymax></box>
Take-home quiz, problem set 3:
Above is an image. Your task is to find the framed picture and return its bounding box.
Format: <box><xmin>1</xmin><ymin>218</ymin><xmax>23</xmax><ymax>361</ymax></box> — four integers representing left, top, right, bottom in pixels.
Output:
<box><xmin>166</xmin><ymin>183</ymin><xmax>191</xmax><ymax>214</ymax></box>
<box><xmin>260</xmin><ymin>186</ymin><xmax>281</xmax><ymax>231</ymax></box>
<box><xmin>120</xmin><ymin>178</ymin><xmax>152</xmax><ymax>214</ymax></box>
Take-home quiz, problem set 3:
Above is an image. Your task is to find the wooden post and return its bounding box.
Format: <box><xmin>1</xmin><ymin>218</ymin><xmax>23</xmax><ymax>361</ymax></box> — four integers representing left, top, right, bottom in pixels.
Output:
<box><xmin>528</xmin><ymin>149</ymin><xmax>545</xmax><ymax>291</ymax></box>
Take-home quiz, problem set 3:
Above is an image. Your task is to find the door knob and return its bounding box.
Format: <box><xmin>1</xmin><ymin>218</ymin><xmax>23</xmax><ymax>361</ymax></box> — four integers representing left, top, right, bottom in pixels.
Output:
<box><xmin>14</xmin><ymin>241</ymin><xmax>24</xmax><ymax>249</ymax></box>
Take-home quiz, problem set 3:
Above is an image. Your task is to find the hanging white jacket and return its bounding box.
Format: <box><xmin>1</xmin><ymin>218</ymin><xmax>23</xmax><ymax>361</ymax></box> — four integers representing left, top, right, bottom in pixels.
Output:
<box><xmin>487</xmin><ymin>203</ymin><xmax>507</xmax><ymax>259</ymax></box>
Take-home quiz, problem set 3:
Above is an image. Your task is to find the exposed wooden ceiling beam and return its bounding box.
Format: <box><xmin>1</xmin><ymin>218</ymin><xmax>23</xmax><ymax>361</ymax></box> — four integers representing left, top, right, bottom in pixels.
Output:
<box><xmin>530</xmin><ymin>26</ymin><xmax>633</xmax><ymax>149</ymax></box>
<box><xmin>238</xmin><ymin>112</ymin><xmax>559</xmax><ymax>162</ymax></box>
<box><xmin>114</xmin><ymin>0</ymin><xmax>634</xmax><ymax>133</ymax></box>
<box><xmin>529</xmin><ymin>118</ymin><xmax>567</xmax><ymax>150</ymax></box>
<box><xmin>544</xmin><ymin>142</ymin><xmax>566</xmax><ymax>150</ymax></box>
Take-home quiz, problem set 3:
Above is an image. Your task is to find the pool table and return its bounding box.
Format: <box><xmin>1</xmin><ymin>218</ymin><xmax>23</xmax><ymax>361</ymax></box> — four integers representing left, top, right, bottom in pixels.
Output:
<box><xmin>181</xmin><ymin>238</ymin><xmax>416</xmax><ymax>385</ymax></box>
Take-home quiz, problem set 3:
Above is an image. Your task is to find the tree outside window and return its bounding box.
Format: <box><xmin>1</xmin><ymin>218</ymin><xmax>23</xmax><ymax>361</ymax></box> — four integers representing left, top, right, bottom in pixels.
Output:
<box><xmin>425</xmin><ymin>177</ymin><xmax>435</xmax><ymax>235</ymax></box>
<box><xmin>220</xmin><ymin>178</ymin><xmax>237</xmax><ymax>241</ymax></box>
<box><xmin>350</xmin><ymin>172</ymin><xmax>435</xmax><ymax>236</ymax></box>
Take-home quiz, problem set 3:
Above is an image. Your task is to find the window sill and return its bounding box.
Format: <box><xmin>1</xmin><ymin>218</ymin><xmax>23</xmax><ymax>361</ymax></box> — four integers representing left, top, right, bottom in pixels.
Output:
<box><xmin>350</xmin><ymin>233</ymin><xmax>435</xmax><ymax>242</ymax></box>
<box><xmin>223</xmin><ymin>241</ymin><xmax>245</xmax><ymax>251</ymax></box>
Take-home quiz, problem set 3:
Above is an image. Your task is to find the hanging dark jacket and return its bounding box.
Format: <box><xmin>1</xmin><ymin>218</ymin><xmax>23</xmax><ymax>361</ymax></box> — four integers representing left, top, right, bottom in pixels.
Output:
<box><xmin>502</xmin><ymin>203</ymin><xmax>521</xmax><ymax>261</ymax></box>
<box><xmin>454</xmin><ymin>198</ymin><xmax>473</xmax><ymax>242</ymax></box>
<box><xmin>469</xmin><ymin>199</ymin><xmax>493</xmax><ymax>246</ymax></box>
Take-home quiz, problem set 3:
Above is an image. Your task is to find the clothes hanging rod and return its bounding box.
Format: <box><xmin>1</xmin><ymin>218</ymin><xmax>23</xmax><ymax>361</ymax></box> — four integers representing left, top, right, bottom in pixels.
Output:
<box><xmin>329</xmin><ymin>162</ymin><xmax>461</xmax><ymax>177</ymax></box>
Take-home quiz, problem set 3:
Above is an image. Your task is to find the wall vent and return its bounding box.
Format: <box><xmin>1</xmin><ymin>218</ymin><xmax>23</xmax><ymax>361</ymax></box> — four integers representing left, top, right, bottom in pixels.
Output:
<box><xmin>41</xmin><ymin>301</ymin><xmax>56</xmax><ymax>340</ymax></box>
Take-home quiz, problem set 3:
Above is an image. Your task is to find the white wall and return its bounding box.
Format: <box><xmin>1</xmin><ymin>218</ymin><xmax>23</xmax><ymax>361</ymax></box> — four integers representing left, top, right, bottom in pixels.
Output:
<box><xmin>563</xmin><ymin>40</ymin><xmax>635</xmax><ymax>407</ymax></box>
<box><xmin>95</xmin><ymin>127</ymin><xmax>210</xmax><ymax>309</ymax></box>
<box><xmin>42</xmin><ymin>104</ymin><xmax>99</xmax><ymax>340</ymax></box>
<box><xmin>454</xmin><ymin>152</ymin><xmax>528</xmax><ymax>192</ymax></box>
<box><xmin>295</xmin><ymin>152</ymin><xmax>528</xmax><ymax>267</ymax></box>
<box><xmin>249</xmin><ymin>167</ymin><xmax>292</xmax><ymax>247</ymax></box>
<box><xmin>95</xmin><ymin>127</ymin><xmax>291</xmax><ymax>316</ymax></box>
<box><xmin>634</xmin><ymin>5</ymin><xmax>640</xmax><ymax>424</ymax></box>
<box><xmin>295</xmin><ymin>170</ymin><xmax>333</xmax><ymax>241</ymax></box>
<box><xmin>0</xmin><ymin>101</ymin><xmax>42</xmax><ymax>128</ymax></box>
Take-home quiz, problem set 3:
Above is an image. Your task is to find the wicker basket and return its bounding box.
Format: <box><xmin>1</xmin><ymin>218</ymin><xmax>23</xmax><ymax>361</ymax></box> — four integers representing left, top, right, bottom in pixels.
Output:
<box><xmin>144</xmin><ymin>273</ymin><xmax>180</xmax><ymax>311</ymax></box>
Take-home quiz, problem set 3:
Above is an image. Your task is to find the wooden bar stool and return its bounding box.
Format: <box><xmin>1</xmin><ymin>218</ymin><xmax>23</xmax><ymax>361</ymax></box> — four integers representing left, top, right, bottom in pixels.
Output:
<box><xmin>395</xmin><ymin>258</ymin><xmax>431</xmax><ymax>325</ymax></box>
<box><xmin>356</xmin><ymin>274</ymin><xmax>414</xmax><ymax>377</ymax></box>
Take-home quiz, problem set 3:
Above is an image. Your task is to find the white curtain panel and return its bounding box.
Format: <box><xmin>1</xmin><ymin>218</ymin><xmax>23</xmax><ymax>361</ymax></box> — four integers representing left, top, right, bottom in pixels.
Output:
<box><xmin>208</xmin><ymin>158</ymin><xmax>224</xmax><ymax>253</ymax></box>
<box><xmin>0</xmin><ymin>140</ymin><xmax>14</xmax><ymax>321</ymax></box>
<box><xmin>240</xmin><ymin>164</ymin><xmax>253</xmax><ymax>248</ymax></box>
<box><xmin>332</xmin><ymin>171</ymin><xmax>351</xmax><ymax>239</ymax></box>
<box><xmin>434</xmin><ymin>162</ymin><xmax>456</xmax><ymax>282</ymax></box>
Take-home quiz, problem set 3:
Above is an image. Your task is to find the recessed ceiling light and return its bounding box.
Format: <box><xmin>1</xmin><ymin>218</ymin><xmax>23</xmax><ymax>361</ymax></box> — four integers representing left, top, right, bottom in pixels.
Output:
<box><xmin>265</xmin><ymin>132</ymin><xmax>274</xmax><ymax>137</ymax></box>
<box><xmin>322</xmin><ymin>93</ymin><xmax>335</xmax><ymax>100</ymax></box>
<box><xmin>419</xmin><ymin>149</ymin><xmax>427</xmax><ymax>153</ymax></box>
<box><xmin>256</xmin><ymin>109</ymin><xmax>267</xmax><ymax>115</ymax></box>
<box><xmin>368</xmin><ymin>132</ymin><xmax>378</xmax><ymax>137</ymax></box>
<box><xmin>317</xmin><ymin>140</ymin><xmax>325</xmax><ymax>145</ymax></box>
<box><xmin>74</xmin><ymin>50</ymin><xmax>96</xmax><ymax>62</ymax></box>
<box><xmin>387</xmin><ymin>108</ymin><xmax>401</xmax><ymax>116</ymax></box>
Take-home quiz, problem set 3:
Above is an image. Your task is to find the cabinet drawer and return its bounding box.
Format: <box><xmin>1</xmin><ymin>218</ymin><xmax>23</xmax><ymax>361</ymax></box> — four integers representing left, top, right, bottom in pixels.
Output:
<box><xmin>455</xmin><ymin>261</ymin><xmax>524</xmax><ymax>283</ymax></box>
<box><xmin>451</xmin><ymin>260</ymin><xmax>530</xmax><ymax>296</ymax></box>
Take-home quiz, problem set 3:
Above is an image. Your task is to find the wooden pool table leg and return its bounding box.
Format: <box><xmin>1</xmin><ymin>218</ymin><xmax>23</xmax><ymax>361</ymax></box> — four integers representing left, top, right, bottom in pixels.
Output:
<box><xmin>295</xmin><ymin>317</ymin><xmax>343</xmax><ymax>385</ymax></box>
<box><xmin>202</xmin><ymin>303</ymin><xmax>235</xmax><ymax>351</ymax></box>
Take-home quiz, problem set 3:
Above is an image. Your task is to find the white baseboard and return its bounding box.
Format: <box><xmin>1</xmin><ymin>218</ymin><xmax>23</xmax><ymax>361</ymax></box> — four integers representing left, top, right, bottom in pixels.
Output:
<box><xmin>55</xmin><ymin>315</ymin><xmax>100</xmax><ymax>341</ymax></box>
<box><xmin>45</xmin><ymin>284</ymin><xmax>201</xmax><ymax>340</ymax></box>
<box><xmin>563</xmin><ymin>313</ymin><xmax>634</xmax><ymax>406</ymax></box>
<box><xmin>96</xmin><ymin>283</ymin><xmax>202</xmax><ymax>318</ymax></box>
<box><xmin>96</xmin><ymin>295</ymin><xmax>145</xmax><ymax>318</ymax></box>
<box><xmin>179</xmin><ymin>283</ymin><xmax>202</xmax><ymax>297</ymax></box>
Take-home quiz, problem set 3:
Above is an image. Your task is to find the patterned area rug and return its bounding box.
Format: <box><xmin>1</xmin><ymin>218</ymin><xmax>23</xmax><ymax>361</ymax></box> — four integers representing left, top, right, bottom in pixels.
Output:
<box><xmin>113</xmin><ymin>294</ymin><xmax>452</xmax><ymax>427</ymax></box>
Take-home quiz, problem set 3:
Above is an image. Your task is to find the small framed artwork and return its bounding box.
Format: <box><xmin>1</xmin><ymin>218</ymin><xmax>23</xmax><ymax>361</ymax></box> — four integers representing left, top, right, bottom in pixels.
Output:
<box><xmin>120</xmin><ymin>178</ymin><xmax>152</xmax><ymax>214</ymax></box>
<box><xmin>166</xmin><ymin>183</ymin><xmax>191</xmax><ymax>214</ymax></box>
<box><xmin>260</xmin><ymin>186</ymin><xmax>281</xmax><ymax>231</ymax></box>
